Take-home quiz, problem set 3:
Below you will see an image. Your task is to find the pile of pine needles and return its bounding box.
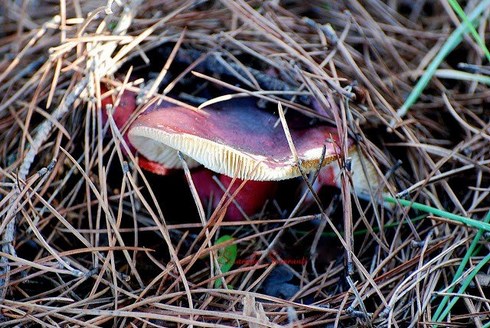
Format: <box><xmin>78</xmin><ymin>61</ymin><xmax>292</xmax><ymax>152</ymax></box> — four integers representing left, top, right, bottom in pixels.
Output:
<box><xmin>0</xmin><ymin>0</ymin><xmax>489</xmax><ymax>326</ymax></box>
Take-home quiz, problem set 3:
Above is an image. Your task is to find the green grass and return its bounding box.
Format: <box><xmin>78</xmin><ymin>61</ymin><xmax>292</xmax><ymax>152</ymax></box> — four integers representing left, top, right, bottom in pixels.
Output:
<box><xmin>384</xmin><ymin>196</ymin><xmax>490</xmax><ymax>325</ymax></box>
<box><xmin>434</xmin><ymin>69</ymin><xmax>490</xmax><ymax>84</ymax></box>
<box><xmin>448</xmin><ymin>0</ymin><xmax>490</xmax><ymax>62</ymax></box>
<box><xmin>384</xmin><ymin>197</ymin><xmax>490</xmax><ymax>232</ymax></box>
<box><xmin>395</xmin><ymin>0</ymin><xmax>490</xmax><ymax>121</ymax></box>
<box><xmin>431</xmin><ymin>210</ymin><xmax>490</xmax><ymax>324</ymax></box>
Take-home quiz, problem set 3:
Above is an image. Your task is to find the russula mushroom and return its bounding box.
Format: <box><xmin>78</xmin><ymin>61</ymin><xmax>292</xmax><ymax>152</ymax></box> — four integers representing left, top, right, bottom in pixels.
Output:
<box><xmin>128</xmin><ymin>98</ymin><xmax>347</xmax><ymax>181</ymax></box>
<box><xmin>103</xmin><ymin>88</ymin><xmax>380</xmax><ymax>219</ymax></box>
<box><xmin>128</xmin><ymin>97</ymin><xmax>379</xmax><ymax>199</ymax></box>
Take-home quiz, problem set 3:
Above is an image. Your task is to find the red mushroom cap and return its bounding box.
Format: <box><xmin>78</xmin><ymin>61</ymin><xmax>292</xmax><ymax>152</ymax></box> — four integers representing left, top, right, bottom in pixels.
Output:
<box><xmin>128</xmin><ymin>99</ymin><xmax>351</xmax><ymax>181</ymax></box>
<box><xmin>100</xmin><ymin>87</ymin><xmax>187</xmax><ymax>175</ymax></box>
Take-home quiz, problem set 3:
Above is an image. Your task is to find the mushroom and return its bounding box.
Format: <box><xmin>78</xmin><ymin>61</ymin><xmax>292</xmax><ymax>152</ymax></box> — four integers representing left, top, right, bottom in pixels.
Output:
<box><xmin>128</xmin><ymin>97</ymin><xmax>380</xmax><ymax>212</ymax></box>
<box><xmin>128</xmin><ymin>98</ymin><xmax>348</xmax><ymax>181</ymax></box>
<box><xmin>102</xmin><ymin>88</ymin><xmax>380</xmax><ymax>220</ymax></box>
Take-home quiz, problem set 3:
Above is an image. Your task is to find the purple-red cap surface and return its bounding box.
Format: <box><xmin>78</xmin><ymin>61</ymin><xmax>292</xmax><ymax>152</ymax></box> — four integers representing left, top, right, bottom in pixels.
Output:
<box><xmin>128</xmin><ymin>99</ymin><xmax>352</xmax><ymax>181</ymax></box>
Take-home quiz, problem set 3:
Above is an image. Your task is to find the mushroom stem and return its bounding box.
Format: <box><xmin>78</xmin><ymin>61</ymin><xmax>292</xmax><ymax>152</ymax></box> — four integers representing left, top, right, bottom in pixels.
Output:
<box><xmin>191</xmin><ymin>169</ymin><xmax>277</xmax><ymax>221</ymax></box>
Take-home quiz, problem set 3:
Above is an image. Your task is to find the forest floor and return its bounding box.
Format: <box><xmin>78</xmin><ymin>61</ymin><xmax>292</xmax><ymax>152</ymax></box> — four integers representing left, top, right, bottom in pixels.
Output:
<box><xmin>0</xmin><ymin>1</ymin><xmax>489</xmax><ymax>327</ymax></box>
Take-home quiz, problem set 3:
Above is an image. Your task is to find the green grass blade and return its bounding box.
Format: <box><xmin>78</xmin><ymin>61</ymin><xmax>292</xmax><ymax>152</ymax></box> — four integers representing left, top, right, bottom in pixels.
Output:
<box><xmin>435</xmin><ymin>249</ymin><xmax>490</xmax><ymax>324</ymax></box>
<box><xmin>394</xmin><ymin>0</ymin><xmax>490</xmax><ymax>121</ymax></box>
<box><xmin>385</xmin><ymin>196</ymin><xmax>490</xmax><ymax>323</ymax></box>
<box><xmin>448</xmin><ymin>0</ymin><xmax>490</xmax><ymax>62</ymax></box>
<box><xmin>384</xmin><ymin>197</ymin><xmax>490</xmax><ymax>232</ymax></box>
<box><xmin>434</xmin><ymin>69</ymin><xmax>490</xmax><ymax>84</ymax></box>
<box><xmin>432</xmin><ymin>211</ymin><xmax>490</xmax><ymax>323</ymax></box>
